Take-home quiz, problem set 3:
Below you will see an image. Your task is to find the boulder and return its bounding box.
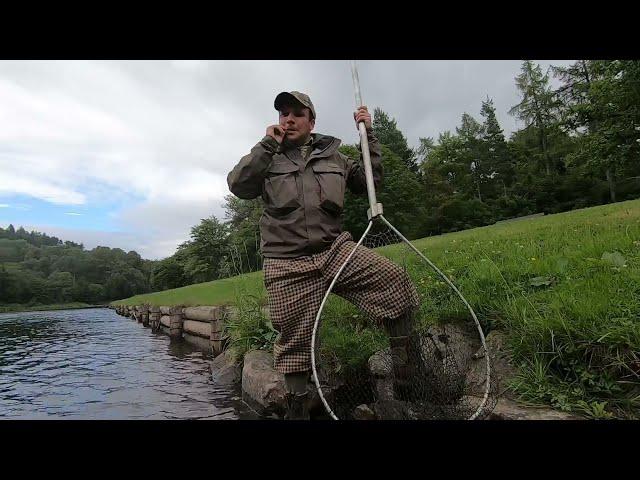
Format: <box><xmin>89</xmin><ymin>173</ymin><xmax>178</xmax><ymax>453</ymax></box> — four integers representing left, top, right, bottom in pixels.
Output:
<box><xmin>211</xmin><ymin>349</ymin><xmax>242</xmax><ymax>386</ymax></box>
<box><xmin>241</xmin><ymin>350</ymin><xmax>287</xmax><ymax>417</ymax></box>
<box><xmin>352</xmin><ymin>404</ymin><xmax>377</xmax><ymax>420</ymax></box>
<box><xmin>241</xmin><ymin>350</ymin><xmax>326</xmax><ymax>419</ymax></box>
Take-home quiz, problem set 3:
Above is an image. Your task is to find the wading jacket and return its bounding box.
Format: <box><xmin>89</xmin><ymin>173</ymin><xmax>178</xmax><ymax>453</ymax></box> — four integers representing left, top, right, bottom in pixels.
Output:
<box><xmin>227</xmin><ymin>131</ymin><xmax>383</xmax><ymax>258</ymax></box>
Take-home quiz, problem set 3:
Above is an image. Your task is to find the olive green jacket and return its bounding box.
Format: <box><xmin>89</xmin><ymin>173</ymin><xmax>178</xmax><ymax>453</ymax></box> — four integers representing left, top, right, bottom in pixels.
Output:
<box><xmin>227</xmin><ymin>131</ymin><xmax>383</xmax><ymax>258</ymax></box>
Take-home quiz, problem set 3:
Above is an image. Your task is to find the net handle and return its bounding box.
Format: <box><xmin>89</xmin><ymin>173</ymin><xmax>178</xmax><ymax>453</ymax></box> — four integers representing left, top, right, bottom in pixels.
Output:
<box><xmin>350</xmin><ymin>60</ymin><xmax>382</xmax><ymax>218</ymax></box>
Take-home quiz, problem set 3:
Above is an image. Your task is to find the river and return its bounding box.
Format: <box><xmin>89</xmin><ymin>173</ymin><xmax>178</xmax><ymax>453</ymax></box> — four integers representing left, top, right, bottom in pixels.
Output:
<box><xmin>0</xmin><ymin>308</ymin><xmax>258</xmax><ymax>419</ymax></box>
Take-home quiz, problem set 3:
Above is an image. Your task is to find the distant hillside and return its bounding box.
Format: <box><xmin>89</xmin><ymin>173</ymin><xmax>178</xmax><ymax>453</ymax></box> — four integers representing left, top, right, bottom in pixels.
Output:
<box><xmin>0</xmin><ymin>225</ymin><xmax>157</xmax><ymax>308</ymax></box>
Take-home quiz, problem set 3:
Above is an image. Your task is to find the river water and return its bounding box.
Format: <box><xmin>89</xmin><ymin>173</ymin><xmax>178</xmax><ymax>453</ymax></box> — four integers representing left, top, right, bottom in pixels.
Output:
<box><xmin>0</xmin><ymin>308</ymin><xmax>258</xmax><ymax>420</ymax></box>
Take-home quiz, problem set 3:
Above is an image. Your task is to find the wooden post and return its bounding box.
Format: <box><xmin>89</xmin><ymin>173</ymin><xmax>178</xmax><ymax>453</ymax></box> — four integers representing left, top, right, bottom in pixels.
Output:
<box><xmin>210</xmin><ymin>306</ymin><xmax>229</xmax><ymax>356</ymax></box>
<box><xmin>169</xmin><ymin>305</ymin><xmax>184</xmax><ymax>340</ymax></box>
<box><xmin>149</xmin><ymin>305</ymin><xmax>161</xmax><ymax>332</ymax></box>
<box><xmin>141</xmin><ymin>304</ymin><xmax>150</xmax><ymax>327</ymax></box>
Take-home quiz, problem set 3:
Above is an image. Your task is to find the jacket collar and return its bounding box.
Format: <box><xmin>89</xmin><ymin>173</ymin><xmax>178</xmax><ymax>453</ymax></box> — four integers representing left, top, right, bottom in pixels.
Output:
<box><xmin>281</xmin><ymin>133</ymin><xmax>342</xmax><ymax>164</ymax></box>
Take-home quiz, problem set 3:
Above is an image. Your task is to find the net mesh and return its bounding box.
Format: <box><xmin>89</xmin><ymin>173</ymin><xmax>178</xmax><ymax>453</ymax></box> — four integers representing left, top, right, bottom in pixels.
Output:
<box><xmin>312</xmin><ymin>217</ymin><xmax>498</xmax><ymax>420</ymax></box>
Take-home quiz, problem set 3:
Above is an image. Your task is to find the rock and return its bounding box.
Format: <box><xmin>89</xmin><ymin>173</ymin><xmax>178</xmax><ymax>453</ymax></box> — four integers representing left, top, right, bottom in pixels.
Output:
<box><xmin>467</xmin><ymin>330</ymin><xmax>518</xmax><ymax>398</ymax></box>
<box><xmin>423</xmin><ymin>322</ymin><xmax>480</xmax><ymax>373</ymax></box>
<box><xmin>374</xmin><ymin>377</ymin><xmax>395</xmax><ymax>403</ymax></box>
<box><xmin>241</xmin><ymin>350</ymin><xmax>287</xmax><ymax>417</ymax></box>
<box><xmin>240</xmin><ymin>350</ymin><xmax>327</xmax><ymax>419</ymax></box>
<box><xmin>489</xmin><ymin>398</ymin><xmax>583</xmax><ymax>420</ymax></box>
<box><xmin>352</xmin><ymin>404</ymin><xmax>377</xmax><ymax>420</ymax></box>
<box><xmin>368</xmin><ymin>348</ymin><xmax>392</xmax><ymax>378</ymax></box>
<box><xmin>211</xmin><ymin>350</ymin><xmax>242</xmax><ymax>386</ymax></box>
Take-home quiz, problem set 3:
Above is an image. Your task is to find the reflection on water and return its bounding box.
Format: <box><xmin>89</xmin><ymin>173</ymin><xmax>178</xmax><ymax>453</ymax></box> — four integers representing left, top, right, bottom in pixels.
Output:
<box><xmin>0</xmin><ymin>308</ymin><xmax>258</xmax><ymax>420</ymax></box>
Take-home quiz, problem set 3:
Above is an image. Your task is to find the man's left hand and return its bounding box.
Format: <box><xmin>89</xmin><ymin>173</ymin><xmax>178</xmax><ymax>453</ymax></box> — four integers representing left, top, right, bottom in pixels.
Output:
<box><xmin>354</xmin><ymin>106</ymin><xmax>372</xmax><ymax>131</ymax></box>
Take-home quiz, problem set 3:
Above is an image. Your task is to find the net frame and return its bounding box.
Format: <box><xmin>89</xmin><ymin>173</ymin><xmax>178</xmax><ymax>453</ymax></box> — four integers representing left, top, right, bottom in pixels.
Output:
<box><xmin>309</xmin><ymin>61</ymin><xmax>492</xmax><ymax>420</ymax></box>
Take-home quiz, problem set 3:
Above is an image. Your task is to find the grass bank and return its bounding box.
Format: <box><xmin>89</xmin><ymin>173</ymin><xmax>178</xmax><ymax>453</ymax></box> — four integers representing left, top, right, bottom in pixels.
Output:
<box><xmin>113</xmin><ymin>199</ymin><xmax>640</xmax><ymax>418</ymax></box>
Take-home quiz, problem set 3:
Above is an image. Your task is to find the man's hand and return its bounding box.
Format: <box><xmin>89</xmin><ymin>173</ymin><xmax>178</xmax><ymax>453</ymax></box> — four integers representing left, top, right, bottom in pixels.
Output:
<box><xmin>266</xmin><ymin>125</ymin><xmax>287</xmax><ymax>144</ymax></box>
<box><xmin>354</xmin><ymin>106</ymin><xmax>372</xmax><ymax>131</ymax></box>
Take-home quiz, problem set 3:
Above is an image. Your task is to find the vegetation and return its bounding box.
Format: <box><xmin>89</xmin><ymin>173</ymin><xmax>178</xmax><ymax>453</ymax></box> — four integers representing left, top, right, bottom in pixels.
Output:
<box><xmin>0</xmin><ymin>227</ymin><xmax>155</xmax><ymax>309</ymax></box>
<box><xmin>114</xmin><ymin>199</ymin><xmax>640</xmax><ymax>419</ymax></box>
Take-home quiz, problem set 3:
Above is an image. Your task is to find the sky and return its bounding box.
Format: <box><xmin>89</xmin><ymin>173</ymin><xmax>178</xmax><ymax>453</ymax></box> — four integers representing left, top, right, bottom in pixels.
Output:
<box><xmin>0</xmin><ymin>60</ymin><xmax>572</xmax><ymax>260</ymax></box>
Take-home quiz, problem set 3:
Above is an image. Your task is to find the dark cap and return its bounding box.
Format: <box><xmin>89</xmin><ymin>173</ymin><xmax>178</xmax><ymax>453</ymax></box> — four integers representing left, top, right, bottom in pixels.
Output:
<box><xmin>274</xmin><ymin>91</ymin><xmax>316</xmax><ymax>119</ymax></box>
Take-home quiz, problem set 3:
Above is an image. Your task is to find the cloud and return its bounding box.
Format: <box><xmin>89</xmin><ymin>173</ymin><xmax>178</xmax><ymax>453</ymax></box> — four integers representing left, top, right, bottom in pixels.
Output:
<box><xmin>0</xmin><ymin>204</ymin><xmax>8</xmax><ymax>208</ymax></box>
<box><xmin>64</xmin><ymin>212</ymin><xmax>83</xmax><ymax>216</ymax></box>
<box><xmin>0</xmin><ymin>60</ymin><xmax>574</xmax><ymax>260</ymax></box>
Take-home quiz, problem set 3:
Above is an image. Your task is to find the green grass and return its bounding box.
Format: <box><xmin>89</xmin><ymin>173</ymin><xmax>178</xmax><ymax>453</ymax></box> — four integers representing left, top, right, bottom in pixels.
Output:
<box><xmin>113</xmin><ymin>199</ymin><xmax>640</xmax><ymax>418</ymax></box>
<box><xmin>112</xmin><ymin>270</ymin><xmax>264</xmax><ymax>307</ymax></box>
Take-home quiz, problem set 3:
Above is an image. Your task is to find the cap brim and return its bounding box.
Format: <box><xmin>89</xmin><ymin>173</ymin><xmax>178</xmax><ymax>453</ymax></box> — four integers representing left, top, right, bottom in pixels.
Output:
<box><xmin>274</xmin><ymin>92</ymin><xmax>303</xmax><ymax>111</ymax></box>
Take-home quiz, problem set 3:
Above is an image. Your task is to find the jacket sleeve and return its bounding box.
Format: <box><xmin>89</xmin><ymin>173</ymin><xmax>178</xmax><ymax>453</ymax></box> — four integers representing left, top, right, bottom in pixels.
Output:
<box><xmin>227</xmin><ymin>135</ymin><xmax>281</xmax><ymax>199</ymax></box>
<box><xmin>345</xmin><ymin>129</ymin><xmax>383</xmax><ymax>195</ymax></box>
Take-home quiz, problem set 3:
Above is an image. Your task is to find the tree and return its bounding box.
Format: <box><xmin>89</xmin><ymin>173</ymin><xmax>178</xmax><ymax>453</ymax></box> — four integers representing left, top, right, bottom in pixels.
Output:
<box><xmin>555</xmin><ymin>60</ymin><xmax>640</xmax><ymax>202</ymax></box>
<box><xmin>178</xmin><ymin>216</ymin><xmax>229</xmax><ymax>283</ymax></box>
<box><xmin>372</xmin><ymin>108</ymin><xmax>418</xmax><ymax>174</ymax></box>
<box><xmin>342</xmin><ymin>144</ymin><xmax>427</xmax><ymax>239</ymax></box>
<box><xmin>151</xmin><ymin>257</ymin><xmax>185</xmax><ymax>291</ymax></box>
<box><xmin>223</xmin><ymin>195</ymin><xmax>264</xmax><ymax>274</ymax></box>
<box><xmin>509</xmin><ymin>60</ymin><xmax>559</xmax><ymax>175</ymax></box>
<box><xmin>456</xmin><ymin>112</ymin><xmax>486</xmax><ymax>201</ymax></box>
<box><xmin>480</xmin><ymin>97</ymin><xmax>514</xmax><ymax>200</ymax></box>
<box><xmin>46</xmin><ymin>271</ymin><xmax>74</xmax><ymax>303</ymax></box>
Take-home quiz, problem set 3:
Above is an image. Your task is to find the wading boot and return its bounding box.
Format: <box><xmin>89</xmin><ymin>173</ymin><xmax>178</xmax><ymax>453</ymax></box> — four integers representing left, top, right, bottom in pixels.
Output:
<box><xmin>284</xmin><ymin>392</ymin><xmax>310</xmax><ymax>420</ymax></box>
<box><xmin>384</xmin><ymin>313</ymin><xmax>431</xmax><ymax>402</ymax></box>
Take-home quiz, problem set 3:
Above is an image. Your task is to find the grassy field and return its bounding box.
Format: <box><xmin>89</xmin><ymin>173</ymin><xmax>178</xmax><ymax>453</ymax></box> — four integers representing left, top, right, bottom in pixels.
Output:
<box><xmin>113</xmin><ymin>199</ymin><xmax>640</xmax><ymax>418</ymax></box>
<box><xmin>114</xmin><ymin>270</ymin><xmax>264</xmax><ymax>307</ymax></box>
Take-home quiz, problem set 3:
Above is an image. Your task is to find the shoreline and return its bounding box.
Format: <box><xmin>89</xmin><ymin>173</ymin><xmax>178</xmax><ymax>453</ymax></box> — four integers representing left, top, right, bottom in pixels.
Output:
<box><xmin>0</xmin><ymin>303</ymin><xmax>109</xmax><ymax>314</ymax></box>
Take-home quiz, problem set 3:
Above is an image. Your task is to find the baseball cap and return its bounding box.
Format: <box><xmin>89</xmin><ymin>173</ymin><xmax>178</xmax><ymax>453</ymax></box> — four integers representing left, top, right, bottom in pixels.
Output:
<box><xmin>274</xmin><ymin>91</ymin><xmax>316</xmax><ymax>120</ymax></box>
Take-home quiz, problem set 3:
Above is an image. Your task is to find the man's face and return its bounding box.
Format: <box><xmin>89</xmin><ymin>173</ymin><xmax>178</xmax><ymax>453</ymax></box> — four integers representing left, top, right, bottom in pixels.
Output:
<box><xmin>279</xmin><ymin>103</ymin><xmax>315</xmax><ymax>146</ymax></box>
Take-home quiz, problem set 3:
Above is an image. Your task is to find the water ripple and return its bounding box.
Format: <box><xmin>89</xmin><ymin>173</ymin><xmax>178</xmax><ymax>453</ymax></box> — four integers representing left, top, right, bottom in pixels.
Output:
<box><xmin>0</xmin><ymin>308</ymin><xmax>257</xmax><ymax>420</ymax></box>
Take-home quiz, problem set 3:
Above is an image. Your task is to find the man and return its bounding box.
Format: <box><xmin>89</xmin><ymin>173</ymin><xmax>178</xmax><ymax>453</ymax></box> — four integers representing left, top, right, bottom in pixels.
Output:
<box><xmin>228</xmin><ymin>91</ymin><xmax>420</xmax><ymax>420</ymax></box>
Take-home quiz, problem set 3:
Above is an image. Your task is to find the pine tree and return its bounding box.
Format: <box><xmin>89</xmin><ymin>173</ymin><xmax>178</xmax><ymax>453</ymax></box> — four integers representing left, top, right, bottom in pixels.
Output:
<box><xmin>372</xmin><ymin>108</ymin><xmax>418</xmax><ymax>174</ymax></box>
<box><xmin>509</xmin><ymin>60</ymin><xmax>559</xmax><ymax>175</ymax></box>
<box><xmin>480</xmin><ymin>97</ymin><xmax>513</xmax><ymax>198</ymax></box>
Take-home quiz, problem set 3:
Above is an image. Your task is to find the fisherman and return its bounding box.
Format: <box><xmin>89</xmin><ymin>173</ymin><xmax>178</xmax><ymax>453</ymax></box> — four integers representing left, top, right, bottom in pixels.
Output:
<box><xmin>227</xmin><ymin>91</ymin><xmax>421</xmax><ymax>419</ymax></box>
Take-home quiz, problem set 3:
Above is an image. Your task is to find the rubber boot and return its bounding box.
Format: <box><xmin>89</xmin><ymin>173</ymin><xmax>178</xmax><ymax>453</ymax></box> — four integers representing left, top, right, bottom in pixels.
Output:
<box><xmin>284</xmin><ymin>392</ymin><xmax>310</xmax><ymax>420</ymax></box>
<box><xmin>383</xmin><ymin>312</ymin><xmax>430</xmax><ymax>402</ymax></box>
<box><xmin>284</xmin><ymin>371</ymin><xmax>310</xmax><ymax>420</ymax></box>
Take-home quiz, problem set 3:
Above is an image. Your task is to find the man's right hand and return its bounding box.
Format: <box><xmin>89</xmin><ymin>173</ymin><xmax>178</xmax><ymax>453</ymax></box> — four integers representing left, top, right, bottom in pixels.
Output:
<box><xmin>266</xmin><ymin>125</ymin><xmax>287</xmax><ymax>144</ymax></box>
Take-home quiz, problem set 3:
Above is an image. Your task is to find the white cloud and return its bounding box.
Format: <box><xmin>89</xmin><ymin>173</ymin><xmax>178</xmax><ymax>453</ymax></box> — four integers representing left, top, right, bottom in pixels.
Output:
<box><xmin>64</xmin><ymin>212</ymin><xmax>83</xmax><ymax>216</ymax></box>
<box><xmin>0</xmin><ymin>59</ymin><xmax>574</xmax><ymax>259</ymax></box>
<box><xmin>0</xmin><ymin>168</ymin><xmax>86</xmax><ymax>205</ymax></box>
<box><xmin>0</xmin><ymin>204</ymin><xmax>8</xmax><ymax>208</ymax></box>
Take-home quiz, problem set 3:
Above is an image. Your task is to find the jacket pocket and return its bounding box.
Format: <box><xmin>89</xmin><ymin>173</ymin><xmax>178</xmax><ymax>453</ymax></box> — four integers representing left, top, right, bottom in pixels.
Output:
<box><xmin>312</xmin><ymin>164</ymin><xmax>345</xmax><ymax>214</ymax></box>
<box><xmin>265</xmin><ymin>162</ymin><xmax>300</xmax><ymax>213</ymax></box>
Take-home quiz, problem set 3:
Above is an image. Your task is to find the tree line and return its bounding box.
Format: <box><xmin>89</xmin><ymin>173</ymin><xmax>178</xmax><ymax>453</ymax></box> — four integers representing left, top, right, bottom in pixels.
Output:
<box><xmin>0</xmin><ymin>225</ymin><xmax>155</xmax><ymax>305</ymax></box>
